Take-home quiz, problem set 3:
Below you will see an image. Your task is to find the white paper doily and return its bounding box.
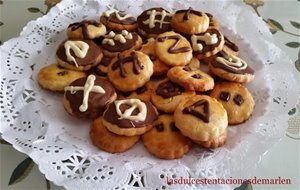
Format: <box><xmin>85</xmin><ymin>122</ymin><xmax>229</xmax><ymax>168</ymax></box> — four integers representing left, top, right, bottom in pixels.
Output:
<box><xmin>0</xmin><ymin>0</ymin><xmax>299</xmax><ymax>189</ymax></box>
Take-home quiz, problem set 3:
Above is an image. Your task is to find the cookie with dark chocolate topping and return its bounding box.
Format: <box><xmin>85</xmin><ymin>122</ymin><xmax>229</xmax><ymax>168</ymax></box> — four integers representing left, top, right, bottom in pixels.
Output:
<box><xmin>67</xmin><ymin>20</ymin><xmax>107</xmax><ymax>40</ymax></box>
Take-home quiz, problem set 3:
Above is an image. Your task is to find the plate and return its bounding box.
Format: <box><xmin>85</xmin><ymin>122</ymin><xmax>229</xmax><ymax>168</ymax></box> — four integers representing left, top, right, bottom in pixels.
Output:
<box><xmin>0</xmin><ymin>0</ymin><xmax>299</xmax><ymax>189</ymax></box>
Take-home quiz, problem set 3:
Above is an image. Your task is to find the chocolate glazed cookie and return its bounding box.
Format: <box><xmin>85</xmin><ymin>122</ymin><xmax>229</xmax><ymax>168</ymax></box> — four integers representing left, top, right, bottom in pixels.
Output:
<box><xmin>67</xmin><ymin>20</ymin><xmax>107</xmax><ymax>40</ymax></box>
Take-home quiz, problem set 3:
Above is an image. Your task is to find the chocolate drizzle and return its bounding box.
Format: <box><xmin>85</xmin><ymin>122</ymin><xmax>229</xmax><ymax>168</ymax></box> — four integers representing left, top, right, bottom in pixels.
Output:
<box><xmin>156</xmin><ymin>80</ymin><xmax>185</xmax><ymax>99</ymax></box>
<box><xmin>69</xmin><ymin>20</ymin><xmax>101</xmax><ymax>39</ymax></box>
<box><xmin>111</xmin><ymin>52</ymin><xmax>144</xmax><ymax>78</ymax></box>
<box><xmin>176</xmin><ymin>7</ymin><xmax>203</xmax><ymax>21</ymax></box>
<box><xmin>219</xmin><ymin>91</ymin><xmax>230</xmax><ymax>102</ymax></box>
<box><xmin>224</xmin><ymin>36</ymin><xmax>239</xmax><ymax>52</ymax></box>
<box><xmin>182</xmin><ymin>99</ymin><xmax>210</xmax><ymax>123</ymax></box>
<box><xmin>233</xmin><ymin>94</ymin><xmax>244</xmax><ymax>106</ymax></box>
<box><xmin>157</xmin><ymin>35</ymin><xmax>191</xmax><ymax>54</ymax></box>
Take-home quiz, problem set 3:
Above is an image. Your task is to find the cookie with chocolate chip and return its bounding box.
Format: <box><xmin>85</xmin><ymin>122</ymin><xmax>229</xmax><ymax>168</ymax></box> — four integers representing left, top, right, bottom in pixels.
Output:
<box><xmin>142</xmin><ymin>114</ymin><xmax>193</xmax><ymax>159</ymax></box>
<box><xmin>210</xmin><ymin>82</ymin><xmax>255</xmax><ymax>125</ymax></box>
<box><xmin>37</xmin><ymin>63</ymin><xmax>86</xmax><ymax>91</ymax></box>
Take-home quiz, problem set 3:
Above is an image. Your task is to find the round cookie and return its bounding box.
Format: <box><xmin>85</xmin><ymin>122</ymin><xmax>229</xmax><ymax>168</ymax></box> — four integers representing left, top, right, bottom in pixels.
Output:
<box><xmin>208</xmin><ymin>51</ymin><xmax>255</xmax><ymax>83</ymax></box>
<box><xmin>90</xmin><ymin>117</ymin><xmax>140</xmax><ymax>153</ymax></box>
<box><xmin>167</xmin><ymin>60</ymin><xmax>215</xmax><ymax>92</ymax></box>
<box><xmin>63</xmin><ymin>75</ymin><xmax>117</xmax><ymax>119</ymax></box>
<box><xmin>223</xmin><ymin>36</ymin><xmax>240</xmax><ymax>56</ymax></box>
<box><xmin>101</xmin><ymin>30</ymin><xmax>142</xmax><ymax>58</ymax></box>
<box><xmin>107</xmin><ymin>51</ymin><xmax>153</xmax><ymax>92</ymax></box>
<box><xmin>142</xmin><ymin>114</ymin><xmax>193</xmax><ymax>159</ymax></box>
<box><xmin>210</xmin><ymin>82</ymin><xmax>255</xmax><ymax>125</ymax></box>
<box><xmin>38</xmin><ymin>64</ymin><xmax>86</xmax><ymax>91</ymax></box>
<box><xmin>171</xmin><ymin>7</ymin><xmax>209</xmax><ymax>35</ymax></box>
<box><xmin>174</xmin><ymin>95</ymin><xmax>228</xmax><ymax>142</ymax></box>
<box><xmin>100</xmin><ymin>8</ymin><xmax>137</xmax><ymax>31</ymax></box>
<box><xmin>193</xmin><ymin>128</ymin><xmax>227</xmax><ymax>149</ymax></box>
<box><xmin>206</xmin><ymin>12</ymin><xmax>220</xmax><ymax>30</ymax></box>
<box><xmin>57</xmin><ymin>39</ymin><xmax>103</xmax><ymax>71</ymax></box>
<box><xmin>102</xmin><ymin>99</ymin><xmax>158</xmax><ymax>136</ymax></box>
<box><xmin>190</xmin><ymin>28</ymin><xmax>224</xmax><ymax>59</ymax></box>
<box><xmin>140</xmin><ymin>38</ymin><xmax>169</xmax><ymax>76</ymax></box>
<box><xmin>67</xmin><ymin>20</ymin><xmax>106</xmax><ymax>40</ymax></box>
<box><xmin>120</xmin><ymin>81</ymin><xmax>154</xmax><ymax>102</ymax></box>
<box><xmin>137</xmin><ymin>7</ymin><xmax>173</xmax><ymax>38</ymax></box>
<box><xmin>90</xmin><ymin>56</ymin><xmax>111</xmax><ymax>77</ymax></box>
<box><xmin>155</xmin><ymin>31</ymin><xmax>193</xmax><ymax>66</ymax></box>
<box><xmin>151</xmin><ymin>79</ymin><xmax>195</xmax><ymax>113</ymax></box>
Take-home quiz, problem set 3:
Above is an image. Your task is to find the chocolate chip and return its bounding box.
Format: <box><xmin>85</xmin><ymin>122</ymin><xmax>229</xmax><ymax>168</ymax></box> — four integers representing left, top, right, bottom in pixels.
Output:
<box><xmin>170</xmin><ymin>122</ymin><xmax>180</xmax><ymax>132</ymax></box>
<box><xmin>219</xmin><ymin>91</ymin><xmax>230</xmax><ymax>102</ymax></box>
<box><xmin>148</xmin><ymin>54</ymin><xmax>156</xmax><ymax>61</ymax></box>
<box><xmin>183</xmin><ymin>66</ymin><xmax>192</xmax><ymax>71</ymax></box>
<box><xmin>57</xmin><ymin>70</ymin><xmax>68</xmax><ymax>76</ymax></box>
<box><xmin>155</xmin><ymin>123</ymin><xmax>164</xmax><ymax>132</ymax></box>
<box><xmin>233</xmin><ymin>94</ymin><xmax>244</xmax><ymax>105</ymax></box>
<box><xmin>192</xmin><ymin>74</ymin><xmax>202</xmax><ymax>79</ymax></box>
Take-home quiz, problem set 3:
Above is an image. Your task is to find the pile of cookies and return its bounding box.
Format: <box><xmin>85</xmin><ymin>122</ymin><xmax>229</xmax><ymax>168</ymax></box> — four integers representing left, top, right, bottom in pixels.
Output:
<box><xmin>37</xmin><ymin>7</ymin><xmax>255</xmax><ymax>160</ymax></box>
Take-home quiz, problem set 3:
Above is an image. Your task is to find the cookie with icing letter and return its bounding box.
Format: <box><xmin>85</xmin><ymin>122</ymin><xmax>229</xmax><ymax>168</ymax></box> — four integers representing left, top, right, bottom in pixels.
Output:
<box><xmin>171</xmin><ymin>7</ymin><xmax>209</xmax><ymax>35</ymax></box>
<box><xmin>67</xmin><ymin>20</ymin><xmax>107</xmax><ymax>40</ymax></box>
<box><xmin>90</xmin><ymin>117</ymin><xmax>140</xmax><ymax>153</ymax></box>
<box><xmin>210</xmin><ymin>82</ymin><xmax>255</xmax><ymax>125</ymax></box>
<box><xmin>167</xmin><ymin>58</ymin><xmax>214</xmax><ymax>91</ymax></box>
<box><xmin>174</xmin><ymin>95</ymin><xmax>228</xmax><ymax>144</ymax></box>
<box><xmin>102</xmin><ymin>99</ymin><xmax>158</xmax><ymax>136</ymax></box>
<box><xmin>38</xmin><ymin>63</ymin><xmax>86</xmax><ymax>91</ymax></box>
<box><xmin>140</xmin><ymin>38</ymin><xmax>169</xmax><ymax>76</ymax></box>
<box><xmin>137</xmin><ymin>7</ymin><xmax>173</xmax><ymax>38</ymax></box>
<box><xmin>107</xmin><ymin>51</ymin><xmax>153</xmax><ymax>92</ymax></box>
<box><xmin>63</xmin><ymin>75</ymin><xmax>117</xmax><ymax>119</ymax></box>
<box><xmin>151</xmin><ymin>79</ymin><xmax>195</xmax><ymax>113</ymax></box>
<box><xmin>208</xmin><ymin>51</ymin><xmax>255</xmax><ymax>83</ymax></box>
<box><xmin>155</xmin><ymin>31</ymin><xmax>193</xmax><ymax>66</ymax></box>
<box><xmin>142</xmin><ymin>114</ymin><xmax>193</xmax><ymax>159</ymax></box>
<box><xmin>190</xmin><ymin>28</ymin><xmax>224</xmax><ymax>60</ymax></box>
<box><xmin>56</xmin><ymin>39</ymin><xmax>103</xmax><ymax>71</ymax></box>
<box><xmin>100</xmin><ymin>8</ymin><xmax>137</xmax><ymax>31</ymax></box>
<box><xmin>101</xmin><ymin>30</ymin><xmax>142</xmax><ymax>58</ymax></box>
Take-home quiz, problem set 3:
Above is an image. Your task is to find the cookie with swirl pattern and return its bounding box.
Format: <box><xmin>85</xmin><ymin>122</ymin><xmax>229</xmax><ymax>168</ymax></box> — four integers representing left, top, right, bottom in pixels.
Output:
<box><xmin>208</xmin><ymin>51</ymin><xmax>255</xmax><ymax>83</ymax></box>
<box><xmin>142</xmin><ymin>114</ymin><xmax>193</xmax><ymax>159</ymax></box>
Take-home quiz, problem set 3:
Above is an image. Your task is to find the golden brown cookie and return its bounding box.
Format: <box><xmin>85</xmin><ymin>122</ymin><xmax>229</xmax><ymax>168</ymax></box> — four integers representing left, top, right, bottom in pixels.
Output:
<box><xmin>190</xmin><ymin>28</ymin><xmax>224</xmax><ymax>60</ymax></box>
<box><xmin>171</xmin><ymin>7</ymin><xmax>209</xmax><ymax>35</ymax></box>
<box><xmin>151</xmin><ymin>79</ymin><xmax>195</xmax><ymax>113</ymax></box>
<box><xmin>67</xmin><ymin>20</ymin><xmax>107</xmax><ymax>40</ymax></box>
<box><xmin>56</xmin><ymin>39</ymin><xmax>103</xmax><ymax>71</ymax></box>
<box><xmin>208</xmin><ymin>51</ymin><xmax>255</xmax><ymax>83</ymax></box>
<box><xmin>100</xmin><ymin>8</ymin><xmax>137</xmax><ymax>31</ymax></box>
<box><xmin>101</xmin><ymin>30</ymin><xmax>143</xmax><ymax>58</ymax></box>
<box><xmin>193</xmin><ymin>128</ymin><xmax>227</xmax><ymax>149</ymax></box>
<box><xmin>37</xmin><ymin>64</ymin><xmax>86</xmax><ymax>91</ymax></box>
<box><xmin>90</xmin><ymin>117</ymin><xmax>140</xmax><ymax>153</ymax></box>
<box><xmin>223</xmin><ymin>36</ymin><xmax>240</xmax><ymax>56</ymax></box>
<box><xmin>174</xmin><ymin>95</ymin><xmax>228</xmax><ymax>142</ymax></box>
<box><xmin>107</xmin><ymin>51</ymin><xmax>153</xmax><ymax>92</ymax></box>
<box><xmin>155</xmin><ymin>31</ymin><xmax>193</xmax><ymax>66</ymax></box>
<box><xmin>140</xmin><ymin>38</ymin><xmax>169</xmax><ymax>76</ymax></box>
<box><xmin>206</xmin><ymin>12</ymin><xmax>220</xmax><ymax>30</ymax></box>
<box><xmin>63</xmin><ymin>75</ymin><xmax>117</xmax><ymax>119</ymax></box>
<box><xmin>120</xmin><ymin>81</ymin><xmax>154</xmax><ymax>102</ymax></box>
<box><xmin>90</xmin><ymin>56</ymin><xmax>111</xmax><ymax>78</ymax></box>
<box><xmin>210</xmin><ymin>82</ymin><xmax>255</xmax><ymax>125</ymax></box>
<box><xmin>142</xmin><ymin>114</ymin><xmax>193</xmax><ymax>159</ymax></box>
<box><xmin>102</xmin><ymin>99</ymin><xmax>158</xmax><ymax>136</ymax></box>
<box><xmin>137</xmin><ymin>7</ymin><xmax>173</xmax><ymax>38</ymax></box>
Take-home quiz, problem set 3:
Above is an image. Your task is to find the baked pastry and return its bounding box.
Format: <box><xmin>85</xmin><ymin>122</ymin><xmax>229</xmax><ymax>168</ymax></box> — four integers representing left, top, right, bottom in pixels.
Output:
<box><xmin>210</xmin><ymin>82</ymin><xmax>255</xmax><ymax>125</ymax></box>
<box><xmin>56</xmin><ymin>39</ymin><xmax>103</xmax><ymax>71</ymax></box>
<box><xmin>208</xmin><ymin>51</ymin><xmax>255</xmax><ymax>83</ymax></box>
<box><xmin>151</xmin><ymin>79</ymin><xmax>195</xmax><ymax>113</ymax></box>
<box><xmin>107</xmin><ymin>51</ymin><xmax>153</xmax><ymax>92</ymax></box>
<box><xmin>190</xmin><ymin>28</ymin><xmax>224</xmax><ymax>59</ymax></box>
<box><xmin>193</xmin><ymin>128</ymin><xmax>227</xmax><ymax>148</ymax></box>
<box><xmin>155</xmin><ymin>31</ymin><xmax>193</xmax><ymax>66</ymax></box>
<box><xmin>100</xmin><ymin>8</ymin><xmax>137</xmax><ymax>31</ymax></box>
<box><xmin>137</xmin><ymin>7</ymin><xmax>172</xmax><ymax>38</ymax></box>
<box><xmin>140</xmin><ymin>38</ymin><xmax>169</xmax><ymax>76</ymax></box>
<box><xmin>206</xmin><ymin>12</ymin><xmax>220</xmax><ymax>30</ymax></box>
<box><xmin>90</xmin><ymin>56</ymin><xmax>111</xmax><ymax>77</ymax></box>
<box><xmin>101</xmin><ymin>30</ymin><xmax>142</xmax><ymax>58</ymax></box>
<box><xmin>90</xmin><ymin>117</ymin><xmax>140</xmax><ymax>153</ymax></box>
<box><xmin>67</xmin><ymin>20</ymin><xmax>106</xmax><ymax>40</ymax></box>
<box><xmin>171</xmin><ymin>7</ymin><xmax>209</xmax><ymax>35</ymax></box>
<box><xmin>142</xmin><ymin>114</ymin><xmax>193</xmax><ymax>159</ymax></box>
<box><xmin>102</xmin><ymin>99</ymin><xmax>158</xmax><ymax>136</ymax></box>
<box><xmin>223</xmin><ymin>36</ymin><xmax>239</xmax><ymax>56</ymax></box>
<box><xmin>37</xmin><ymin>64</ymin><xmax>86</xmax><ymax>91</ymax></box>
<box><xmin>63</xmin><ymin>75</ymin><xmax>117</xmax><ymax>119</ymax></box>
<box><xmin>174</xmin><ymin>95</ymin><xmax>228</xmax><ymax>144</ymax></box>
<box><xmin>119</xmin><ymin>81</ymin><xmax>154</xmax><ymax>102</ymax></box>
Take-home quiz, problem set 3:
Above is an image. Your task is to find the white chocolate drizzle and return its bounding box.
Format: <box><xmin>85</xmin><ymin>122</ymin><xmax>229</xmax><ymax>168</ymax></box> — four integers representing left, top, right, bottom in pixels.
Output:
<box><xmin>104</xmin><ymin>8</ymin><xmax>132</xmax><ymax>20</ymax></box>
<box><xmin>102</xmin><ymin>30</ymin><xmax>133</xmax><ymax>46</ymax></box>
<box><xmin>191</xmin><ymin>33</ymin><xmax>218</xmax><ymax>51</ymax></box>
<box><xmin>64</xmin><ymin>40</ymin><xmax>89</xmax><ymax>67</ymax></box>
<box><xmin>64</xmin><ymin>75</ymin><xmax>106</xmax><ymax>112</ymax></box>
<box><xmin>114</xmin><ymin>99</ymin><xmax>147</xmax><ymax>122</ymax></box>
<box><xmin>216</xmin><ymin>54</ymin><xmax>248</xmax><ymax>70</ymax></box>
<box><xmin>143</xmin><ymin>9</ymin><xmax>171</xmax><ymax>28</ymax></box>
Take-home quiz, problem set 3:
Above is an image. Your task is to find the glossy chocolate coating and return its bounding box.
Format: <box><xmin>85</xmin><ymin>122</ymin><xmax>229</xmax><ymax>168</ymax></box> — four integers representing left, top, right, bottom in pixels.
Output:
<box><xmin>101</xmin><ymin>32</ymin><xmax>139</xmax><ymax>52</ymax></box>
